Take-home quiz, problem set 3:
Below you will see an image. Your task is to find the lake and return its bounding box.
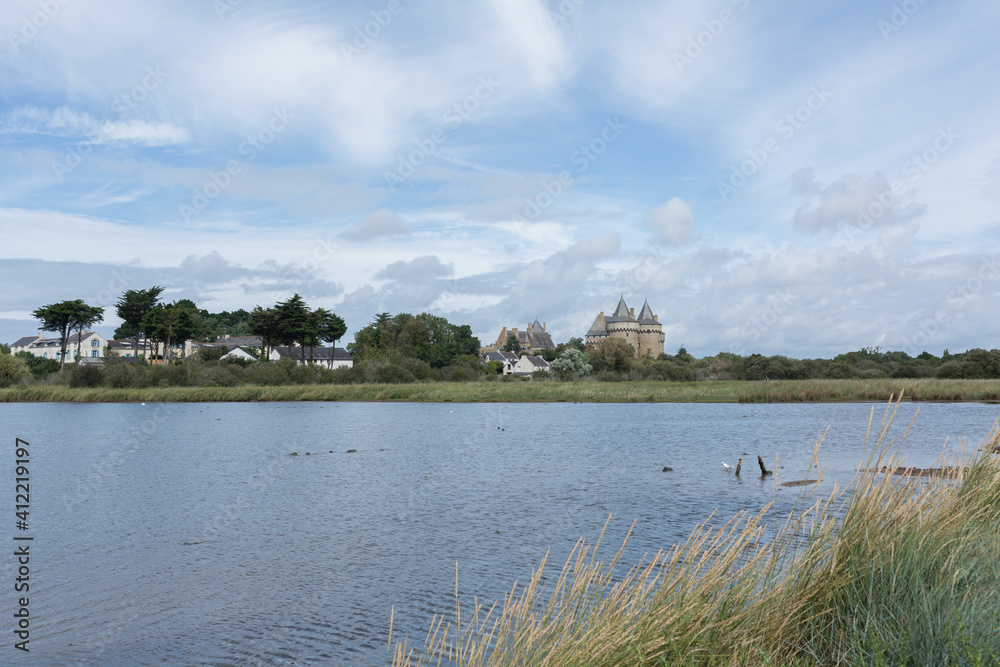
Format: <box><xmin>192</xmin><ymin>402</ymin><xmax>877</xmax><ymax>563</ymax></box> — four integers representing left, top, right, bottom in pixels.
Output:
<box><xmin>1</xmin><ymin>401</ymin><xmax>997</xmax><ymax>665</ymax></box>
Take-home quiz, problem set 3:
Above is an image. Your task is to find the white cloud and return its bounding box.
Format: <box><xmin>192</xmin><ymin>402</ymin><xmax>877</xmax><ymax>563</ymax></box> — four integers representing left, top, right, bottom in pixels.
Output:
<box><xmin>341</xmin><ymin>209</ymin><xmax>411</xmax><ymax>241</ymax></box>
<box><xmin>93</xmin><ymin>120</ymin><xmax>189</xmax><ymax>146</ymax></box>
<box><xmin>643</xmin><ymin>197</ymin><xmax>697</xmax><ymax>246</ymax></box>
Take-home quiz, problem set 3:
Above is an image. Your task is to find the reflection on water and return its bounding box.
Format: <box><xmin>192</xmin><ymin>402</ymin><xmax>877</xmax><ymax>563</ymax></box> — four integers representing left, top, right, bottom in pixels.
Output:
<box><xmin>1</xmin><ymin>400</ymin><xmax>995</xmax><ymax>665</ymax></box>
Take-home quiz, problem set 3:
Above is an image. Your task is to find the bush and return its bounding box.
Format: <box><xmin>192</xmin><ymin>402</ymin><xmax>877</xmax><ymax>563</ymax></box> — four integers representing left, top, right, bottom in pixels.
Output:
<box><xmin>244</xmin><ymin>362</ymin><xmax>291</xmax><ymax>386</ymax></box>
<box><xmin>69</xmin><ymin>364</ymin><xmax>104</xmax><ymax>388</ymax></box>
<box><xmin>104</xmin><ymin>361</ymin><xmax>142</xmax><ymax>388</ymax></box>
<box><xmin>376</xmin><ymin>363</ymin><xmax>416</xmax><ymax>384</ymax></box>
<box><xmin>442</xmin><ymin>366</ymin><xmax>479</xmax><ymax>382</ymax></box>
<box><xmin>195</xmin><ymin>364</ymin><xmax>241</xmax><ymax>387</ymax></box>
<box><xmin>148</xmin><ymin>363</ymin><xmax>189</xmax><ymax>387</ymax></box>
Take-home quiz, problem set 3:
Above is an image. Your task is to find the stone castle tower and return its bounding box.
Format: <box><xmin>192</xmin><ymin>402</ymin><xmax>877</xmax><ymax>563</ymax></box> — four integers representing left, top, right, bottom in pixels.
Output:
<box><xmin>585</xmin><ymin>296</ymin><xmax>664</xmax><ymax>357</ymax></box>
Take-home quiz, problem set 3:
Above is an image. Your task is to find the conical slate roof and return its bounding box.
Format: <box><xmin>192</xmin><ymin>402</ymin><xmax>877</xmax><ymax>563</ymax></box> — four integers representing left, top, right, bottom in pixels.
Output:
<box><xmin>586</xmin><ymin>312</ymin><xmax>608</xmax><ymax>337</ymax></box>
<box><xmin>605</xmin><ymin>295</ymin><xmax>636</xmax><ymax>323</ymax></box>
<box><xmin>531</xmin><ymin>318</ymin><xmax>544</xmax><ymax>331</ymax></box>
<box><xmin>637</xmin><ymin>299</ymin><xmax>657</xmax><ymax>324</ymax></box>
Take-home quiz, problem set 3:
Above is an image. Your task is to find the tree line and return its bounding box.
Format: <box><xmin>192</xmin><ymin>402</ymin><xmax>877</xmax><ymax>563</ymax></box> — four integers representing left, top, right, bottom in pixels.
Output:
<box><xmin>15</xmin><ymin>288</ymin><xmax>346</xmax><ymax>368</ymax></box>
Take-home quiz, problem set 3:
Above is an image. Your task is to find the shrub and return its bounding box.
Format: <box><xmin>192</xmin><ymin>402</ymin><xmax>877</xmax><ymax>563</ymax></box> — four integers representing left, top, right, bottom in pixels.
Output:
<box><xmin>244</xmin><ymin>362</ymin><xmax>291</xmax><ymax>386</ymax></box>
<box><xmin>376</xmin><ymin>363</ymin><xmax>416</xmax><ymax>384</ymax></box>
<box><xmin>442</xmin><ymin>366</ymin><xmax>479</xmax><ymax>382</ymax></box>
<box><xmin>69</xmin><ymin>364</ymin><xmax>104</xmax><ymax>388</ymax></box>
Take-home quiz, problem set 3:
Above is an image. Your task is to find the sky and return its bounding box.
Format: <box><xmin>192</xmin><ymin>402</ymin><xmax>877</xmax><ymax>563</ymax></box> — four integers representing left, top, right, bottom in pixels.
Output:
<box><xmin>1</xmin><ymin>0</ymin><xmax>998</xmax><ymax>358</ymax></box>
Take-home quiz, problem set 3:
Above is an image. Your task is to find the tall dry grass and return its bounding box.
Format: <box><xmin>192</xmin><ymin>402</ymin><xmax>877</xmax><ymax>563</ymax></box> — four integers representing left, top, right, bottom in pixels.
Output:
<box><xmin>4</xmin><ymin>378</ymin><xmax>1000</xmax><ymax>404</ymax></box>
<box><xmin>390</xmin><ymin>399</ymin><xmax>1000</xmax><ymax>666</ymax></box>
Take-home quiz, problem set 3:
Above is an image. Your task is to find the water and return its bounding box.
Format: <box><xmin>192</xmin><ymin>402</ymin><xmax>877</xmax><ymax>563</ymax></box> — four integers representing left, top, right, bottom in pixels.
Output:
<box><xmin>0</xmin><ymin>401</ymin><xmax>996</xmax><ymax>665</ymax></box>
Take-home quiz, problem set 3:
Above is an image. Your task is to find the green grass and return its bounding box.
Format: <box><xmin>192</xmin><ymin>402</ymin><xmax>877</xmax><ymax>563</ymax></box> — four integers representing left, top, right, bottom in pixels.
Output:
<box><xmin>389</xmin><ymin>400</ymin><xmax>1000</xmax><ymax>666</ymax></box>
<box><xmin>2</xmin><ymin>378</ymin><xmax>1000</xmax><ymax>403</ymax></box>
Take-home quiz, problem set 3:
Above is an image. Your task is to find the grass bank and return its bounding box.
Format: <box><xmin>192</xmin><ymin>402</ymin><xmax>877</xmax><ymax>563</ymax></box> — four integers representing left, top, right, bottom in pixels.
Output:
<box><xmin>2</xmin><ymin>378</ymin><xmax>1000</xmax><ymax>403</ymax></box>
<box><xmin>390</xmin><ymin>402</ymin><xmax>1000</xmax><ymax>666</ymax></box>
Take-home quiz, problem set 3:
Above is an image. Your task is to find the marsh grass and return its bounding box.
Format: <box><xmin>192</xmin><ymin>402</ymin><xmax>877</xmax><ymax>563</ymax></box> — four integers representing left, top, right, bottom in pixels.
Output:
<box><xmin>3</xmin><ymin>378</ymin><xmax>1000</xmax><ymax>404</ymax></box>
<box><xmin>389</xmin><ymin>399</ymin><xmax>1000</xmax><ymax>666</ymax></box>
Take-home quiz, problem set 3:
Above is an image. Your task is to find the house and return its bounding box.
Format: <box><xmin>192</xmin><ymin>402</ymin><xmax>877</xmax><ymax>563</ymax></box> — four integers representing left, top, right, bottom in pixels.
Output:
<box><xmin>585</xmin><ymin>296</ymin><xmax>665</xmax><ymax>357</ymax></box>
<box><xmin>512</xmin><ymin>355</ymin><xmax>551</xmax><ymax>376</ymax></box>
<box><xmin>186</xmin><ymin>335</ymin><xmax>264</xmax><ymax>358</ymax></box>
<box><xmin>9</xmin><ymin>331</ymin><xmax>109</xmax><ymax>361</ymax></box>
<box><xmin>273</xmin><ymin>346</ymin><xmax>353</xmax><ymax>369</ymax></box>
<box><xmin>106</xmin><ymin>339</ymin><xmax>155</xmax><ymax>359</ymax></box>
<box><xmin>480</xmin><ymin>350</ymin><xmax>518</xmax><ymax>375</ymax></box>
<box><xmin>482</xmin><ymin>319</ymin><xmax>555</xmax><ymax>354</ymax></box>
<box><xmin>220</xmin><ymin>346</ymin><xmax>278</xmax><ymax>362</ymax></box>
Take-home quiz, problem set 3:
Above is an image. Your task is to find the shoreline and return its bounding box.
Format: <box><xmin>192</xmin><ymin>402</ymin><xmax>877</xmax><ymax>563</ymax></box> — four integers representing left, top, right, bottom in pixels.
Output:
<box><xmin>2</xmin><ymin>378</ymin><xmax>1000</xmax><ymax>403</ymax></box>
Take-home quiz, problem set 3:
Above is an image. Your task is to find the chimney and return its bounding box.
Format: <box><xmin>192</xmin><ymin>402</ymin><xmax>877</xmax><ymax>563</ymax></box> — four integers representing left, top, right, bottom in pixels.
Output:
<box><xmin>653</xmin><ymin>315</ymin><xmax>658</xmax><ymax>322</ymax></box>
<box><xmin>543</xmin><ymin>322</ymin><xmax>546</xmax><ymax>331</ymax></box>
<box><xmin>630</xmin><ymin>307</ymin><xmax>635</xmax><ymax>317</ymax></box>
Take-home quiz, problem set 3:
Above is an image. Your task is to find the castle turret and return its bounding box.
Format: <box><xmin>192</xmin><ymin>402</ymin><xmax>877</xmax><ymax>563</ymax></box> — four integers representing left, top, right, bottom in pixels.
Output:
<box><xmin>636</xmin><ymin>299</ymin><xmax>665</xmax><ymax>357</ymax></box>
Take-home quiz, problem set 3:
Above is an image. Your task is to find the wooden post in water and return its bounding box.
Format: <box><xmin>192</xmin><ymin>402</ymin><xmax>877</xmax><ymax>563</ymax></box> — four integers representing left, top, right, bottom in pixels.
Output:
<box><xmin>735</xmin><ymin>457</ymin><xmax>742</xmax><ymax>477</ymax></box>
<box><xmin>757</xmin><ymin>455</ymin><xmax>772</xmax><ymax>476</ymax></box>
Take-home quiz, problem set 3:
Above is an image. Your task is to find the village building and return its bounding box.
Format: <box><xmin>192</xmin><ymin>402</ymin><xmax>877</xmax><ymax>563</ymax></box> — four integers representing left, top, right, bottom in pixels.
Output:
<box><xmin>511</xmin><ymin>355</ymin><xmax>551</xmax><ymax>376</ymax></box>
<box><xmin>9</xmin><ymin>331</ymin><xmax>110</xmax><ymax>361</ymax></box>
<box><xmin>482</xmin><ymin>319</ymin><xmax>555</xmax><ymax>354</ymax></box>
<box><xmin>585</xmin><ymin>296</ymin><xmax>665</xmax><ymax>357</ymax></box>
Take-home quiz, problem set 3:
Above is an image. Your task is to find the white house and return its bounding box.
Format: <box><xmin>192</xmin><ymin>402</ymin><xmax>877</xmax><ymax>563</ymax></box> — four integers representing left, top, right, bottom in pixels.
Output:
<box><xmin>220</xmin><ymin>346</ymin><xmax>280</xmax><ymax>362</ymax></box>
<box><xmin>273</xmin><ymin>346</ymin><xmax>353</xmax><ymax>369</ymax></box>
<box><xmin>512</xmin><ymin>355</ymin><xmax>551</xmax><ymax>376</ymax></box>
<box><xmin>480</xmin><ymin>350</ymin><xmax>518</xmax><ymax>375</ymax></box>
<box><xmin>9</xmin><ymin>331</ymin><xmax>108</xmax><ymax>361</ymax></box>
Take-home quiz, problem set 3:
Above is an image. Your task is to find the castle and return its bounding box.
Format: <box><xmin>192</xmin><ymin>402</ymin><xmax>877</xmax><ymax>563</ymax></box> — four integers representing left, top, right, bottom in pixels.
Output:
<box><xmin>483</xmin><ymin>319</ymin><xmax>555</xmax><ymax>354</ymax></box>
<box><xmin>585</xmin><ymin>297</ymin><xmax>664</xmax><ymax>357</ymax></box>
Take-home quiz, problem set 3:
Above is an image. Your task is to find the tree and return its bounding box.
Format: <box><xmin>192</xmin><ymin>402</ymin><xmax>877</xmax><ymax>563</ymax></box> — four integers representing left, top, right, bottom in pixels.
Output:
<box><xmin>116</xmin><ymin>286</ymin><xmax>164</xmax><ymax>359</ymax></box>
<box><xmin>503</xmin><ymin>334</ymin><xmax>521</xmax><ymax>354</ymax></box>
<box><xmin>274</xmin><ymin>294</ymin><xmax>311</xmax><ymax>363</ymax></box>
<box><xmin>348</xmin><ymin>312</ymin><xmax>479</xmax><ymax>368</ymax></box>
<box><xmin>310</xmin><ymin>308</ymin><xmax>347</xmax><ymax>368</ymax></box>
<box><xmin>550</xmin><ymin>347</ymin><xmax>593</xmax><ymax>377</ymax></box>
<box><xmin>33</xmin><ymin>300</ymin><xmax>96</xmax><ymax>371</ymax></box>
<box><xmin>247</xmin><ymin>306</ymin><xmax>281</xmax><ymax>361</ymax></box>
<box><xmin>587</xmin><ymin>338</ymin><xmax>635</xmax><ymax>374</ymax></box>
<box><xmin>142</xmin><ymin>303</ymin><xmax>197</xmax><ymax>362</ymax></box>
<box><xmin>0</xmin><ymin>350</ymin><xmax>28</xmax><ymax>384</ymax></box>
<box><xmin>71</xmin><ymin>302</ymin><xmax>104</xmax><ymax>364</ymax></box>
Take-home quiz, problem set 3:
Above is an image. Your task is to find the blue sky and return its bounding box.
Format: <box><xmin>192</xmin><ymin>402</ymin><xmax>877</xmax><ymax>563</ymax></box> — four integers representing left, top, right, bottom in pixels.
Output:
<box><xmin>1</xmin><ymin>0</ymin><xmax>998</xmax><ymax>357</ymax></box>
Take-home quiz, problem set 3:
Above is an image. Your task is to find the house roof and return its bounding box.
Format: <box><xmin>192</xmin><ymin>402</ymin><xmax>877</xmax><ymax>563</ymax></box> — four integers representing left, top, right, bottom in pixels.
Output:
<box><xmin>586</xmin><ymin>313</ymin><xmax>608</xmax><ymax>338</ymax></box>
<box><xmin>273</xmin><ymin>346</ymin><xmax>352</xmax><ymax>361</ymax></box>
<box><xmin>482</xmin><ymin>350</ymin><xmax>517</xmax><ymax>364</ymax></box>
<box><xmin>605</xmin><ymin>296</ymin><xmax>636</xmax><ymax>323</ymax></box>
<box><xmin>637</xmin><ymin>299</ymin><xmax>657</xmax><ymax>324</ymax></box>
<box><xmin>530</xmin><ymin>318</ymin><xmax>544</xmax><ymax>331</ymax></box>
<box><xmin>9</xmin><ymin>336</ymin><xmax>39</xmax><ymax>348</ymax></box>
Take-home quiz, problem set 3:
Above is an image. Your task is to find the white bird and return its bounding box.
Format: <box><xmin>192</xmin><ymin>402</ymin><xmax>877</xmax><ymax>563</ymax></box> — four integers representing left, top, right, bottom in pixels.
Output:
<box><xmin>722</xmin><ymin>461</ymin><xmax>734</xmax><ymax>470</ymax></box>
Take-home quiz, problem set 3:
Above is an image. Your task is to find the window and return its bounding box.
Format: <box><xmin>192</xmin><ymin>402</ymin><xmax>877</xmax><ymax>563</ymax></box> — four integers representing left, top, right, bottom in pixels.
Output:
<box><xmin>92</xmin><ymin>339</ymin><xmax>99</xmax><ymax>347</ymax></box>
<box><xmin>91</xmin><ymin>350</ymin><xmax>98</xmax><ymax>357</ymax></box>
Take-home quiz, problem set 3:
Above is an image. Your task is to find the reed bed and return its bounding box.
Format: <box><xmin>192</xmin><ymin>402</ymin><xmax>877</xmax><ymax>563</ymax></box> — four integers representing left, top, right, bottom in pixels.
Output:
<box><xmin>389</xmin><ymin>400</ymin><xmax>1000</xmax><ymax>666</ymax></box>
<box><xmin>3</xmin><ymin>378</ymin><xmax>1000</xmax><ymax>403</ymax></box>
